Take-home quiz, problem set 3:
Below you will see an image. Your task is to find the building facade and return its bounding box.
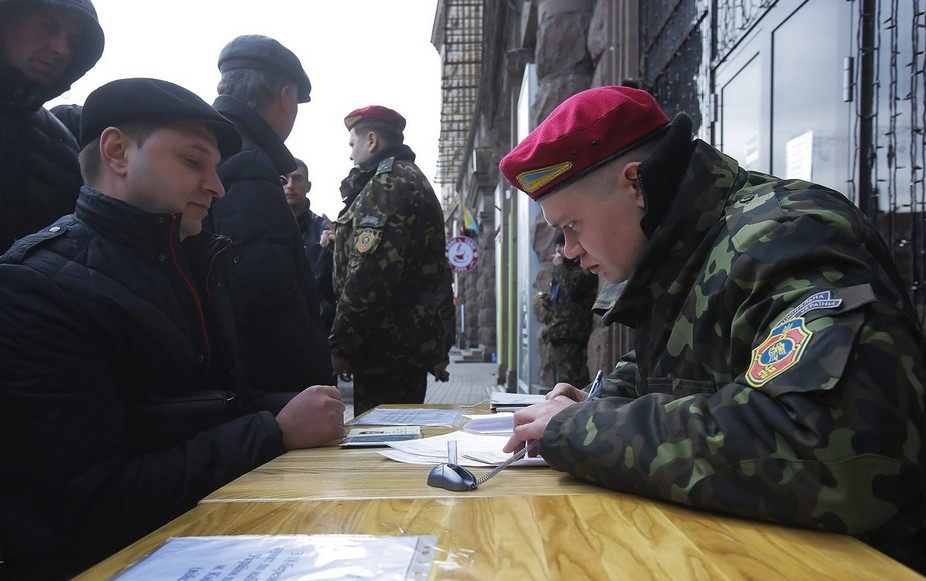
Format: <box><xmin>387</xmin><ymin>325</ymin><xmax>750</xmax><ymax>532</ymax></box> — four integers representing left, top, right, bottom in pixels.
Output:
<box><xmin>433</xmin><ymin>0</ymin><xmax>926</xmax><ymax>392</ymax></box>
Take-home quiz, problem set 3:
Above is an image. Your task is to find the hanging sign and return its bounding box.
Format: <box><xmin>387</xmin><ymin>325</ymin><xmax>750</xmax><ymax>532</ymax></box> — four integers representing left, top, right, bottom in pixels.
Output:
<box><xmin>446</xmin><ymin>236</ymin><xmax>479</xmax><ymax>273</ymax></box>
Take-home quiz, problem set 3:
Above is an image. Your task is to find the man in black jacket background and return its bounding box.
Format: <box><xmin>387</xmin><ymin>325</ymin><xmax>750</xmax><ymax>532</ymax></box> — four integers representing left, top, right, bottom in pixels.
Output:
<box><xmin>0</xmin><ymin>78</ymin><xmax>345</xmax><ymax>580</ymax></box>
<box><xmin>207</xmin><ymin>34</ymin><xmax>334</xmax><ymax>392</ymax></box>
<box><xmin>0</xmin><ymin>0</ymin><xmax>104</xmax><ymax>254</ymax></box>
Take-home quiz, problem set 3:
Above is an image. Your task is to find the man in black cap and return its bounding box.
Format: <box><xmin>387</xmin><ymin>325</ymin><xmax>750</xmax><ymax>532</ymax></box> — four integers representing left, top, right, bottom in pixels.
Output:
<box><xmin>206</xmin><ymin>34</ymin><xmax>334</xmax><ymax>393</ymax></box>
<box><xmin>0</xmin><ymin>77</ymin><xmax>345</xmax><ymax>580</ymax></box>
<box><xmin>0</xmin><ymin>0</ymin><xmax>104</xmax><ymax>254</ymax></box>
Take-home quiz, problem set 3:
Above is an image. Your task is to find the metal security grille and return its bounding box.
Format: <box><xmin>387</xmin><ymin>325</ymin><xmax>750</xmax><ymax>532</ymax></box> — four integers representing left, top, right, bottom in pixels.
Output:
<box><xmin>642</xmin><ymin>0</ymin><xmax>926</xmax><ymax>324</ymax></box>
<box><xmin>432</xmin><ymin>0</ymin><xmax>483</xmax><ymax>186</ymax></box>
<box><xmin>868</xmin><ymin>0</ymin><xmax>926</xmax><ymax>321</ymax></box>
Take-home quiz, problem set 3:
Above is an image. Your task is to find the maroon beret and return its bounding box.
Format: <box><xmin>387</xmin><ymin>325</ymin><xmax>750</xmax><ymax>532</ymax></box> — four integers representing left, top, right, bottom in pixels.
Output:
<box><xmin>499</xmin><ymin>86</ymin><xmax>669</xmax><ymax>200</ymax></box>
<box><xmin>344</xmin><ymin>105</ymin><xmax>406</xmax><ymax>132</ymax></box>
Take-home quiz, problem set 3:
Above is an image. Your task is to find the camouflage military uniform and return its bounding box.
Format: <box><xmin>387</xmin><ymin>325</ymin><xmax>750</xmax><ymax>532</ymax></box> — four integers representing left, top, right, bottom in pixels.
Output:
<box><xmin>332</xmin><ymin>144</ymin><xmax>452</xmax><ymax>415</ymax></box>
<box><xmin>541</xmin><ymin>140</ymin><xmax>926</xmax><ymax>571</ymax></box>
<box><xmin>541</xmin><ymin>258</ymin><xmax>598</xmax><ymax>386</ymax></box>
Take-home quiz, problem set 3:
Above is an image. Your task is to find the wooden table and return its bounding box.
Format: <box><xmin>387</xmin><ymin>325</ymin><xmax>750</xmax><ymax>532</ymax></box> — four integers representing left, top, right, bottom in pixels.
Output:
<box><xmin>202</xmin><ymin>438</ymin><xmax>606</xmax><ymax>503</ymax></box>
<box><xmin>202</xmin><ymin>405</ymin><xmax>605</xmax><ymax>503</ymax></box>
<box><xmin>76</xmin><ymin>495</ymin><xmax>921</xmax><ymax>580</ymax></box>
<box><xmin>79</xmin><ymin>405</ymin><xmax>924</xmax><ymax>579</ymax></box>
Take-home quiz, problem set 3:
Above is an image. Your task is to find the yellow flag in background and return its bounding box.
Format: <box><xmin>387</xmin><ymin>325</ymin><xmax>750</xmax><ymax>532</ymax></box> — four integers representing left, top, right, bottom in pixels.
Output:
<box><xmin>462</xmin><ymin>204</ymin><xmax>479</xmax><ymax>234</ymax></box>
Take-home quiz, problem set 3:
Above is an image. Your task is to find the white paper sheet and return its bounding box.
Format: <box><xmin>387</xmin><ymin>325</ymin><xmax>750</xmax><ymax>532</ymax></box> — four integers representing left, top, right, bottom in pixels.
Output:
<box><xmin>461</xmin><ymin>413</ymin><xmax>514</xmax><ymax>434</ymax></box>
<box><xmin>351</xmin><ymin>408</ymin><xmax>464</xmax><ymax>427</ymax></box>
<box><xmin>112</xmin><ymin>534</ymin><xmax>437</xmax><ymax>580</ymax></box>
<box><xmin>379</xmin><ymin>431</ymin><xmax>545</xmax><ymax>467</ymax></box>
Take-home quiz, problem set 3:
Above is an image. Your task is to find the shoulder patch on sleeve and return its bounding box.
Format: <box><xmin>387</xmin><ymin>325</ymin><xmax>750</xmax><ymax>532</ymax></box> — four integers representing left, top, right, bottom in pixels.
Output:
<box><xmin>746</xmin><ymin>318</ymin><xmax>813</xmax><ymax>388</ymax></box>
<box><xmin>354</xmin><ymin>228</ymin><xmax>382</xmax><ymax>254</ymax></box>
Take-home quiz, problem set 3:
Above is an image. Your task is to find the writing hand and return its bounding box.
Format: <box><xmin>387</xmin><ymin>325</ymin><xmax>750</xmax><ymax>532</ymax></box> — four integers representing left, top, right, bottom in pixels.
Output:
<box><xmin>502</xmin><ymin>396</ymin><xmax>576</xmax><ymax>454</ymax></box>
<box><xmin>545</xmin><ymin>382</ymin><xmax>588</xmax><ymax>401</ymax></box>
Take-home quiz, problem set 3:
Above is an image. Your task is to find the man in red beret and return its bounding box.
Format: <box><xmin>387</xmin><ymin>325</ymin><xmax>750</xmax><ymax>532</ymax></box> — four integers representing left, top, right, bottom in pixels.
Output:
<box><xmin>329</xmin><ymin>105</ymin><xmax>455</xmax><ymax>416</ymax></box>
<box><xmin>500</xmin><ymin>86</ymin><xmax>925</xmax><ymax>572</ymax></box>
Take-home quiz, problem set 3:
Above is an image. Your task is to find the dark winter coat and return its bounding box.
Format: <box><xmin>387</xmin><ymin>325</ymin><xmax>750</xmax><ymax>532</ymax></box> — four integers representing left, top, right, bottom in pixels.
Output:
<box><xmin>0</xmin><ymin>188</ymin><xmax>290</xmax><ymax>579</ymax></box>
<box><xmin>208</xmin><ymin>95</ymin><xmax>333</xmax><ymax>390</ymax></box>
<box><xmin>0</xmin><ymin>0</ymin><xmax>104</xmax><ymax>253</ymax></box>
<box><xmin>296</xmin><ymin>205</ymin><xmax>336</xmax><ymax>334</ymax></box>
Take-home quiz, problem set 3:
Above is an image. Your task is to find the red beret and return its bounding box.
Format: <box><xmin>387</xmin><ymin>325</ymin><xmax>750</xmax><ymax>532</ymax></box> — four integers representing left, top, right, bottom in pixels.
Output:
<box><xmin>499</xmin><ymin>86</ymin><xmax>669</xmax><ymax>200</ymax></box>
<box><xmin>344</xmin><ymin>105</ymin><xmax>406</xmax><ymax>132</ymax></box>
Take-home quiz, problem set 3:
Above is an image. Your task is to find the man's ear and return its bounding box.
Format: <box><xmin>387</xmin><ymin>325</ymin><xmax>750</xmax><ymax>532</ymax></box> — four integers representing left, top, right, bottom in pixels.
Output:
<box><xmin>279</xmin><ymin>83</ymin><xmax>295</xmax><ymax>104</ymax></box>
<box><xmin>306</xmin><ymin>181</ymin><xmax>312</xmax><ymax>194</ymax></box>
<box><xmin>99</xmin><ymin>127</ymin><xmax>130</xmax><ymax>176</ymax></box>
<box><xmin>366</xmin><ymin>130</ymin><xmax>379</xmax><ymax>153</ymax></box>
<box><xmin>622</xmin><ymin>161</ymin><xmax>645</xmax><ymax>209</ymax></box>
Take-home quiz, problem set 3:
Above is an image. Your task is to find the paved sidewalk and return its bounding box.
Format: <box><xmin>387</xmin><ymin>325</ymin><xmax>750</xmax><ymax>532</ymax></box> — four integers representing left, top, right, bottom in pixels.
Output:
<box><xmin>341</xmin><ymin>359</ymin><xmax>504</xmax><ymax>421</ymax></box>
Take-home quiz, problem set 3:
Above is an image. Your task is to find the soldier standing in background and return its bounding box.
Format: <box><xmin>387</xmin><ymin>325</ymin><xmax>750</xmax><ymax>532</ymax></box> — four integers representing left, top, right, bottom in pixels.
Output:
<box><xmin>330</xmin><ymin>105</ymin><xmax>453</xmax><ymax>416</ymax></box>
<box><xmin>538</xmin><ymin>230</ymin><xmax>598</xmax><ymax>388</ymax></box>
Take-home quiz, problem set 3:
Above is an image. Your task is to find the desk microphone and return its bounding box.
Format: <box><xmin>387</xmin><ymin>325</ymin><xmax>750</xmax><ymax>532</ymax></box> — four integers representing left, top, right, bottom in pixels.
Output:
<box><xmin>427</xmin><ymin>440</ymin><xmax>540</xmax><ymax>492</ymax></box>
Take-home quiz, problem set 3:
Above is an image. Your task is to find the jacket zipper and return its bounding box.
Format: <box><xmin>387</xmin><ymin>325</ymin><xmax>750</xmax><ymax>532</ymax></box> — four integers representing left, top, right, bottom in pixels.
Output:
<box><xmin>167</xmin><ymin>215</ymin><xmax>212</xmax><ymax>380</ymax></box>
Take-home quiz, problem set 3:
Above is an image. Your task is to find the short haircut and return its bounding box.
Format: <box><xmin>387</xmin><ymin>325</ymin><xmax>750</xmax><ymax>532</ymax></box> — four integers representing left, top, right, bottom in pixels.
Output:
<box><xmin>581</xmin><ymin>134</ymin><xmax>665</xmax><ymax>198</ymax></box>
<box><xmin>217</xmin><ymin>68</ymin><xmax>290</xmax><ymax>114</ymax></box>
<box><xmin>78</xmin><ymin>121</ymin><xmax>158</xmax><ymax>185</ymax></box>
<box><xmin>352</xmin><ymin>119</ymin><xmax>404</xmax><ymax>146</ymax></box>
<box><xmin>292</xmin><ymin>157</ymin><xmax>308</xmax><ymax>178</ymax></box>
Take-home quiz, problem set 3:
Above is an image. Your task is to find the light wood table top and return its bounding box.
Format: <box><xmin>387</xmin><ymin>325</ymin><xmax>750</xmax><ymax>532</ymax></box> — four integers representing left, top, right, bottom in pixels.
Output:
<box><xmin>202</xmin><ymin>404</ymin><xmax>604</xmax><ymax>503</ymax></box>
<box><xmin>76</xmin><ymin>495</ymin><xmax>921</xmax><ymax>580</ymax></box>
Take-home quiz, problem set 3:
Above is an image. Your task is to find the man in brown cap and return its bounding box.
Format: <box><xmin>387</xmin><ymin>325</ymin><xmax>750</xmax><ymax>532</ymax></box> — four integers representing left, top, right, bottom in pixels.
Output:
<box><xmin>330</xmin><ymin>105</ymin><xmax>455</xmax><ymax>416</ymax></box>
<box><xmin>499</xmin><ymin>85</ymin><xmax>925</xmax><ymax>573</ymax></box>
<box><xmin>0</xmin><ymin>77</ymin><xmax>344</xmax><ymax>579</ymax></box>
<box><xmin>206</xmin><ymin>34</ymin><xmax>334</xmax><ymax>393</ymax></box>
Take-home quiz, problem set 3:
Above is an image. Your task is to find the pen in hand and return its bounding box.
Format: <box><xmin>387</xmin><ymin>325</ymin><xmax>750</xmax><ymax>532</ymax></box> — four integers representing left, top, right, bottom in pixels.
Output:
<box><xmin>585</xmin><ymin>370</ymin><xmax>604</xmax><ymax>401</ymax></box>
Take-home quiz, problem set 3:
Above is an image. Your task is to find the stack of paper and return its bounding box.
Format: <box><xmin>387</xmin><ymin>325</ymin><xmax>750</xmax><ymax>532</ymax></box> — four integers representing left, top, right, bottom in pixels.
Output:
<box><xmin>379</xmin><ymin>431</ymin><xmax>545</xmax><ymax>467</ymax></box>
<box><xmin>489</xmin><ymin>392</ymin><xmax>545</xmax><ymax>412</ymax></box>
<box><xmin>340</xmin><ymin>426</ymin><xmax>421</xmax><ymax>447</ymax></box>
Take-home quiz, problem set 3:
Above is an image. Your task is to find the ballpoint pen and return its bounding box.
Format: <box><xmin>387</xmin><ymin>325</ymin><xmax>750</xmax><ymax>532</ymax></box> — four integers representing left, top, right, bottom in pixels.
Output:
<box><xmin>586</xmin><ymin>369</ymin><xmax>604</xmax><ymax>401</ymax></box>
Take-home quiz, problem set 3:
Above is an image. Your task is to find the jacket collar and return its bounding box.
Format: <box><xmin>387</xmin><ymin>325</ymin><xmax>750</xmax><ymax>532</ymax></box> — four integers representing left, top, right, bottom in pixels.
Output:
<box><xmin>212</xmin><ymin>94</ymin><xmax>296</xmax><ymax>175</ymax></box>
<box><xmin>604</xmin><ymin>140</ymin><xmax>748</xmax><ymax>328</ymax></box>
<box><xmin>75</xmin><ymin>186</ymin><xmax>229</xmax><ymax>262</ymax></box>
<box><xmin>357</xmin><ymin>143</ymin><xmax>416</xmax><ymax>171</ymax></box>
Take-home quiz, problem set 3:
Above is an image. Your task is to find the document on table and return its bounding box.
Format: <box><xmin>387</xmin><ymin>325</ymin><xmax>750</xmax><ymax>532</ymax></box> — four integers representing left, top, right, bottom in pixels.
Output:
<box><xmin>112</xmin><ymin>534</ymin><xmax>438</xmax><ymax>580</ymax></box>
<box><xmin>462</xmin><ymin>413</ymin><xmax>514</xmax><ymax>434</ymax></box>
<box><xmin>489</xmin><ymin>392</ymin><xmax>545</xmax><ymax>411</ymax></box>
<box><xmin>351</xmin><ymin>407</ymin><xmax>464</xmax><ymax>427</ymax></box>
<box><xmin>340</xmin><ymin>426</ymin><xmax>421</xmax><ymax>447</ymax></box>
<box><xmin>379</xmin><ymin>430</ymin><xmax>546</xmax><ymax>467</ymax></box>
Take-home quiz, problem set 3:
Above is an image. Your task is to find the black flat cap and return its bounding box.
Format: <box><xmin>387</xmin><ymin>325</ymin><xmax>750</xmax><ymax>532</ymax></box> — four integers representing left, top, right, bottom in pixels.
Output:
<box><xmin>218</xmin><ymin>35</ymin><xmax>311</xmax><ymax>103</ymax></box>
<box><xmin>79</xmin><ymin>78</ymin><xmax>242</xmax><ymax>158</ymax></box>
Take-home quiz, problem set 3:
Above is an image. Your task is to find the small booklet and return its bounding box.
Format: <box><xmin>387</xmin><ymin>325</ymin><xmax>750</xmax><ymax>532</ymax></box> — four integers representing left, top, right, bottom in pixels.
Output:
<box><xmin>340</xmin><ymin>425</ymin><xmax>422</xmax><ymax>447</ymax></box>
<box><xmin>489</xmin><ymin>392</ymin><xmax>545</xmax><ymax>411</ymax></box>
